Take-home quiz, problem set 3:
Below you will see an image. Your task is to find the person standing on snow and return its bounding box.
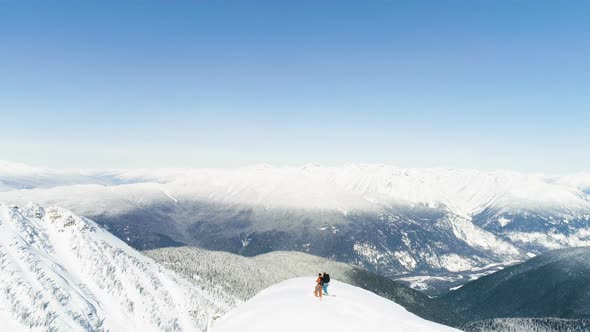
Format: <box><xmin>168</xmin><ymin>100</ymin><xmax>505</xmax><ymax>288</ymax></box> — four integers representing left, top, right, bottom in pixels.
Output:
<box><xmin>314</xmin><ymin>273</ymin><xmax>323</xmax><ymax>298</ymax></box>
<box><xmin>322</xmin><ymin>272</ymin><xmax>330</xmax><ymax>295</ymax></box>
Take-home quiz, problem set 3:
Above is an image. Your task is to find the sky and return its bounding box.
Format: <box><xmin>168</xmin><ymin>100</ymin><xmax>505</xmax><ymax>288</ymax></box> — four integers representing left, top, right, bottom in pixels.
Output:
<box><xmin>1</xmin><ymin>1</ymin><xmax>589</xmax><ymax>173</ymax></box>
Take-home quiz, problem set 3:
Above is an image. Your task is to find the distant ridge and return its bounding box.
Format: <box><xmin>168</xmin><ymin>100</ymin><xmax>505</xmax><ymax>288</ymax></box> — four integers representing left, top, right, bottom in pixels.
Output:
<box><xmin>440</xmin><ymin>246</ymin><xmax>590</xmax><ymax>321</ymax></box>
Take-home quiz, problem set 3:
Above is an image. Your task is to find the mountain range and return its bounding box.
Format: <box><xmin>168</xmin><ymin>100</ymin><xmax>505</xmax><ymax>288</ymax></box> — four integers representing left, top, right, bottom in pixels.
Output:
<box><xmin>2</xmin><ymin>161</ymin><xmax>590</xmax><ymax>294</ymax></box>
<box><xmin>4</xmin><ymin>198</ymin><xmax>590</xmax><ymax>331</ymax></box>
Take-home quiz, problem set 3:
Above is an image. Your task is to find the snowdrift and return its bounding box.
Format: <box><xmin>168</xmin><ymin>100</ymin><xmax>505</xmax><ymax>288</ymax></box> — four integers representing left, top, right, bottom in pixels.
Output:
<box><xmin>212</xmin><ymin>278</ymin><xmax>460</xmax><ymax>332</ymax></box>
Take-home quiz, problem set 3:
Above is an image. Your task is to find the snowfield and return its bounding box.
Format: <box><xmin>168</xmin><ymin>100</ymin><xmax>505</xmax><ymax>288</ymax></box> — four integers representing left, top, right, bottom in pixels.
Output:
<box><xmin>211</xmin><ymin>278</ymin><xmax>460</xmax><ymax>332</ymax></box>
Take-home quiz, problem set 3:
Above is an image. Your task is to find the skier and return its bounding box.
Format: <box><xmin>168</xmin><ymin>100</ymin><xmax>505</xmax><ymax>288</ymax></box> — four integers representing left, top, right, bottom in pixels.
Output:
<box><xmin>322</xmin><ymin>272</ymin><xmax>330</xmax><ymax>295</ymax></box>
<box><xmin>314</xmin><ymin>273</ymin><xmax>323</xmax><ymax>298</ymax></box>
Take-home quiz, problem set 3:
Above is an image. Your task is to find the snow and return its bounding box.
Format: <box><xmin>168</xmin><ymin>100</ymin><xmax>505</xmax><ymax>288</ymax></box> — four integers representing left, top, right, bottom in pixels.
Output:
<box><xmin>497</xmin><ymin>217</ymin><xmax>511</xmax><ymax>227</ymax></box>
<box><xmin>394</xmin><ymin>251</ymin><xmax>418</xmax><ymax>271</ymax></box>
<box><xmin>0</xmin><ymin>203</ymin><xmax>230</xmax><ymax>331</ymax></box>
<box><xmin>439</xmin><ymin>254</ymin><xmax>477</xmax><ymax>272</ymax></box>
<box><xmin>0</xmin><ymin>306</ymin><xmax>28</xmax><ymax>332</ymax></box>
<box><xmin>449</xmin><ymin>285</ymin><xmax>463</xmax><ymax>291</ymax></box>
<box><xmin>397</xmin><ymin>275</ymin><xmax>464</xmax><ymax>293</ymax></box>
<box><xmin>447</xmin><ymin>215</ymin><xmax>520</xmax><ymax>257</ymax></box>
<box><xmin>211</xmin><ymin>278</ymin><xmax>459</xmax><ymax>332</ymax></box>
<box><xmin>353</xmin><ymin>242</ymin><xmax>386</xmax><ymax>264</ymax></box>
<box><xmin>506</xmin><ymin>230</ymin><xmax>590</xmax><ymax>250</ymax></box>
<box><xmin>395</xmin><ymin>259</ymin><xmax>519</xmax><ymax>294</ymax></box>
<box><xmin>163</xmin><ymin>190</ymin><xmax>179</xmax><ymax>203</ymax></box>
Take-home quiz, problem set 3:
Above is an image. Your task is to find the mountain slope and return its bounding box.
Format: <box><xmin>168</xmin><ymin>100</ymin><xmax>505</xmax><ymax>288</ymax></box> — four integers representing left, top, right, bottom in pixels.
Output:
<box><xmin>439</xmin><ymin>246</ymin><xmax>590</xmax><ymax>321</ymax></box>
<box><xmin>145</xmin><ymin>246</ymin><xmax>461</xmax><ymax>327</ymax></box>
<box><xmin>211</xmin><ymin>278</ymin><xmax>460</xmax><ymax>332</ymax></box>
<box><xmin>0</xmin><ymin>203</ymin><xmax>231</xmax><ymax>331</ymax></box>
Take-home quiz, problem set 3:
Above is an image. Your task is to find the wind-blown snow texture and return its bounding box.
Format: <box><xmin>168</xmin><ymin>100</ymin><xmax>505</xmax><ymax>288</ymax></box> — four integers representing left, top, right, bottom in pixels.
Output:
<box><xmin>2</xmin><ymin>162</ymin><xmax>590</xmax><ymax>294</ymax></box>
<box><xmin>0</xmin><ymin>203</ymin><xmax>230</xmax><ymax>332</ymax></box>
<box><xmin>211</xmin><ymin>277</ymin><xmax>460</xmax><ymax>332</ymax></box>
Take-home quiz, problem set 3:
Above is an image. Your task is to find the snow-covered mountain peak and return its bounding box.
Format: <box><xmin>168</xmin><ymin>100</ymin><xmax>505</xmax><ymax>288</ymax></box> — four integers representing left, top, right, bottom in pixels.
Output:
<box><xmin>211</xmin><ymin>277</ymin><xmax>460</xmax><ymax>332</ymax></box>
<box><xmin>20</xmin><ymin>202</ymin><xmax>46</xmax><ymax>219</ymax></box>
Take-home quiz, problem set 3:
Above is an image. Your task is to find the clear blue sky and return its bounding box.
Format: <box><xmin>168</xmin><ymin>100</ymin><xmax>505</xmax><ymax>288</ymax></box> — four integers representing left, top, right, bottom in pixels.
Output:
<box><xmin>1</xmin><ymin>1</ymin><xmax>589</xmax><ymax>172</ymax></box>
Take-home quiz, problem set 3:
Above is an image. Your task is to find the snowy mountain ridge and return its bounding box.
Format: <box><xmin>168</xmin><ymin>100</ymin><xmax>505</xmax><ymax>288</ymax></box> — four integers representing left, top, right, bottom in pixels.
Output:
<box><xmin>211</xmin><ymin>277</ymin><xmax>460</xmax><ymax>332</ymax></box>
<box><xmin>1</xmin><ymin>161</ymin><xmax>589</xmax><ymax>217</ymax></box>
<box><xmin>0</xmin><ymin>202</ymin><xmax>231</xmax><ymax>332</ymax></box>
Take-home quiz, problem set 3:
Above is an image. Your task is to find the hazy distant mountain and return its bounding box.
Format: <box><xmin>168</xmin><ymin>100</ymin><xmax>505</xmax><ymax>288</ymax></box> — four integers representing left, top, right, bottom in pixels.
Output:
<box><xmin>439</xmin><ymin>246</ymin><xmax>590</xmax><ymax>321</ymax></box>
<box><xmin>2</xmin><ymin>162</ymin><xmax>590</xmax><ymax>294</ymax></box>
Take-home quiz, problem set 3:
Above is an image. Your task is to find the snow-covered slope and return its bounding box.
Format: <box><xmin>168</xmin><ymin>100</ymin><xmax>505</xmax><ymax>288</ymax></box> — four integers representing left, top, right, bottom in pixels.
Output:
<box><xmin>0</xmin><ymin>203</ymin><xmax>230</xmax><ymax>332</ymax></box>
<box><xmin>211</xmin><ymin>277</ymin><xmax>460</xmax><ymax>332</ymax></box>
